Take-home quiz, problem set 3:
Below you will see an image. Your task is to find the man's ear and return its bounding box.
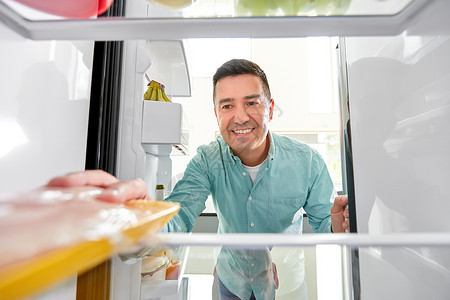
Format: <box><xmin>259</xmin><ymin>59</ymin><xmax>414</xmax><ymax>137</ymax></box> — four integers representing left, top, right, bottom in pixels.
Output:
<box><xmin>269</xmin><ymin>99</ymin><xmax>274</xmax><ymax>121</ymax></box>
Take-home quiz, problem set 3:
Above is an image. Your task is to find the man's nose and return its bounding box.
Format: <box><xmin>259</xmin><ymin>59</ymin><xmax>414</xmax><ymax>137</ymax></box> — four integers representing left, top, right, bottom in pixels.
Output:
<box><xmin>234</xmin><ymin>106</ymin><xmax>250</xmax><ymax>124</ymax></box>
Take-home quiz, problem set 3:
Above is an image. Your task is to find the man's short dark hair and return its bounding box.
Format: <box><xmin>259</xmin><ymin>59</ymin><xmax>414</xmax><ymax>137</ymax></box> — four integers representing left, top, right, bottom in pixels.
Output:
<box><xmin>212</xmin><ymin>59</ymin><xmax>271</xmax><ymax>105</ymax></box>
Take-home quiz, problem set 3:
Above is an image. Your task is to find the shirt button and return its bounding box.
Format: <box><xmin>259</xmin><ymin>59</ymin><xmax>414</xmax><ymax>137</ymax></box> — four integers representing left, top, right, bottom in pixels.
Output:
<box><xmin>250</xmin><ymin>278</ymin><xmax>254</xmax><ymax>282</ymax></box>
<box><xmin>248</xmin><ymin>196</ymin><xmax>252</xmax><ymax>201</ymax></box>
<box><xmin>243</xmin><ymin>172</ymin><xmax>246</xmax><ymax>176</ymax></box>
<box><xmin>251</xmin><ymin>263</ymin><xmax>255</xmax><ymax>267</ymax></box>
<box><xmin>250</xmin><ymin>222</ymin><xmax>254</xmax><ymax>227</ymax></box>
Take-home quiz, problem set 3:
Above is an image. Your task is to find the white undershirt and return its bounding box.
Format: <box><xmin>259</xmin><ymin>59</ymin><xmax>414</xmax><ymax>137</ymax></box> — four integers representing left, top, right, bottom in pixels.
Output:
<box><xmin>242</xmin><ymin>163</ymin><xmax>262</xmax><ymax>184</ymax></box>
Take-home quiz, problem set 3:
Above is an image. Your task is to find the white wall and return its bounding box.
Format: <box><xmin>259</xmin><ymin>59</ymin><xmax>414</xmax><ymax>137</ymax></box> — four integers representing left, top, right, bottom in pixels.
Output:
<box><xmin>0</xmin><ymin>23</ymin><xmax>93</xmax><ymax>193</ymax></box>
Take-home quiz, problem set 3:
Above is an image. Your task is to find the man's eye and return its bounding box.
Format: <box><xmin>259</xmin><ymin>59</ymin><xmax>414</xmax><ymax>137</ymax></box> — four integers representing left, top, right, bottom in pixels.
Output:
<box><xmin>222</xmin><ymin>104</ymin><xmax>232</xmax><ymax>109</ymax></box>
<box><xmin>248</xmin><ymin>101</ymin><xmax>257</xmax><ymax>106</ymax></box>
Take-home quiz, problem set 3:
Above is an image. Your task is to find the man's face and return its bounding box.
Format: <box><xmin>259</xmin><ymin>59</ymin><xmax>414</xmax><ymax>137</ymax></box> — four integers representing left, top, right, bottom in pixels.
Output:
<box><xmin>214</xmin><ymin>74</ymin><xmax>274</xmax><ymax>158</ymax></box>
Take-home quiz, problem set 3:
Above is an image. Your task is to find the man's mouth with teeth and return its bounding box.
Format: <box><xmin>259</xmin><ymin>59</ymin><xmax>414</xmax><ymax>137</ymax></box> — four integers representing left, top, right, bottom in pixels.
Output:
<box><xmin>233</xmin><ymin>128</ymin><xmax>253</xmax><ymax>134</ymax></box>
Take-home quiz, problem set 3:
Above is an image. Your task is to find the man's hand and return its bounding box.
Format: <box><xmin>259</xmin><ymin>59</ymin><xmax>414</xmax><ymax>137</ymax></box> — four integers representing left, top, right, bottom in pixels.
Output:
<box><xmin>330</xmin><ymin>195</ymin><xmax>349</xmax><ymax>233</ymax></box>
<box><xmin>46</xmin><ymin>170</ymin><xmax>152</xmax><ymax>204</ymax></box>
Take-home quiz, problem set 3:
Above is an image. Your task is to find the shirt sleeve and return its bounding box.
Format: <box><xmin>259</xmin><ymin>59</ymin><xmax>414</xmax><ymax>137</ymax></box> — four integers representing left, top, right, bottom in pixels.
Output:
<box><xmin>164</xmin><ymin>151</ymin><xmax>212</xmax><ymax>232</ymax></box>
<box><xmin>302</xmin><ymin>150</ymin><xmax>336</xmax><ymax>233</ymax></box>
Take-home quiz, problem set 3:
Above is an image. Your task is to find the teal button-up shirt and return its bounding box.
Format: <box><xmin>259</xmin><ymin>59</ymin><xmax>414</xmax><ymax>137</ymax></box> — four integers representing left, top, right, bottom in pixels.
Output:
<box><xmin>165</xmin><ymin>131</ymin><xmax>335</xmax><ymax>299</ymax></box>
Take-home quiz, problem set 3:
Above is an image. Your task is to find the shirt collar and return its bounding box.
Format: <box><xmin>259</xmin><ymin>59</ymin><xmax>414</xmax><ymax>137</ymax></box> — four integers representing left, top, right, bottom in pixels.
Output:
<box><xmin>219</xmin><ymin>131</ymin><xmax>276</xmax><ymax>166</ymax></box>
<box><xmin>266</xmin><ymin>131</ymin><xmax>275</xmax><ymax>168</ymax></box>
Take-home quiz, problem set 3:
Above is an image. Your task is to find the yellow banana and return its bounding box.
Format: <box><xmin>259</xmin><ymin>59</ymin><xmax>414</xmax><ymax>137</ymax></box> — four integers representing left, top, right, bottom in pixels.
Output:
<box><xmin>143</xmin><ymin>85</ymin><xmax>153</xmax><ymax>100</ymax></box>
<box><xmin>157</xmin><ymin>87</ymin><xmax>164</xmax><ymax>101</ymax></box>
<box><xmin>150</xmin><ymin>87</ymin><xmax>158</xmax><ymax>101</ymax></box>
<box><xmin>144</xmin><ymin>80</ymin><xmax>172</xmax><ymax>102</ymax></box>
<box><xmin>162</xmin><ymin>89</ymin><xmax>172</xmax><ymax>102</ymax></box>
<box><xmin>149</xmin><ymin>80</ymin><xmax>159</xmax><ymax>88</ymax></box>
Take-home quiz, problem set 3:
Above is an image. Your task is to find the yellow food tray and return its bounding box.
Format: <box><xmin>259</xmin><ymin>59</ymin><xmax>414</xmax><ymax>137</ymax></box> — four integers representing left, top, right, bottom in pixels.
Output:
<box><xmin>0</xmin><ymin>200</ymin><xmax>180</xmax><ymax>300</ymax></box>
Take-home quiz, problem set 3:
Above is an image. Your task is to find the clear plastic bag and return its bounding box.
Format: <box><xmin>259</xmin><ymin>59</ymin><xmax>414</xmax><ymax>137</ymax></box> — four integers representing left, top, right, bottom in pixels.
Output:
<box><xmin>0</xmin><ymin>186</ymin><xmax>179</xmax><ymax>299</ymax></box>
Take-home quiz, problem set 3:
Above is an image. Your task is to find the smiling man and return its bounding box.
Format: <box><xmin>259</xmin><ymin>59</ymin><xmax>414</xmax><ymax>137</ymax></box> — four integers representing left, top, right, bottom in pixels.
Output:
<box><xmin>164</xmin><ymin>59</ymin><xmax>349</xmax><ymax>300</ymax></box>
<box><xmin>213</xmin><ymin>72</ymin><xmax>273</xmax><ymax>167</ymax></box>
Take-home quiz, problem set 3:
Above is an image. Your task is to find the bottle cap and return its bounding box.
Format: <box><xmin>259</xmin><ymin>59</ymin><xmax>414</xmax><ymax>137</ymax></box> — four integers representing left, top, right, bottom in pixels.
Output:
<box><xmin>156</xmin><ymin>184</ymin><xmax>165</xmax><ymax>190</ymax></box>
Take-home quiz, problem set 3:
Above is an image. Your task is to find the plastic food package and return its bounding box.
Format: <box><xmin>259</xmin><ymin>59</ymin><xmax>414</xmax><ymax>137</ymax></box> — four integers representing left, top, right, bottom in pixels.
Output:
<box><xmin>140</xmin><ymin>249</ymin><xmax>182</xmax><ymax>282</ymax></box>
<box><xmin>0</xmin><ymin>186</ymin><xmax>179</xmax><ymax>299</ymax></box>
<box><xmin>141</xmin><ymin>254</ymin><xmax>170</xmax><ymax>281</ymax></box>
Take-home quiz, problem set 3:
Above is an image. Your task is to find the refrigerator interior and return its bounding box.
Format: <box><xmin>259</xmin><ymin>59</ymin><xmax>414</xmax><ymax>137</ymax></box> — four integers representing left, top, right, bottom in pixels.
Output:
<box><xmin>1</xmin><ymin>0</ymin><xmax>450</xmax><ymax>299</ymax></box>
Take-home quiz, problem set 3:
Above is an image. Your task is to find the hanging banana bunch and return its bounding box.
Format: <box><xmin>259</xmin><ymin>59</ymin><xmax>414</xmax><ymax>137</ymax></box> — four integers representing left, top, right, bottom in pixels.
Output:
<box><xmin>144</xmin><ymin>80</ymin><xmax>172</xmax><ymax>102</ymax></box>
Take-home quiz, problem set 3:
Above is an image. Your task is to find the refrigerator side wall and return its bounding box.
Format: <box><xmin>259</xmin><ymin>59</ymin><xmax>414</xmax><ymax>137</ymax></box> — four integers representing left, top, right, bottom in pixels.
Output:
<box><xmin>0</xmin><ymin>20</ymin><xmax>94</xmax><ymax>193</ymax></box>
<box><xmin>346</xmin><ymin>24</ymin><xmax>450</xmax><ymax>300</ymax></box>
<box><xmin>0</xmin><ymin>12</ymin><xmax>94</xmax><ymax>300</ymax></box>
